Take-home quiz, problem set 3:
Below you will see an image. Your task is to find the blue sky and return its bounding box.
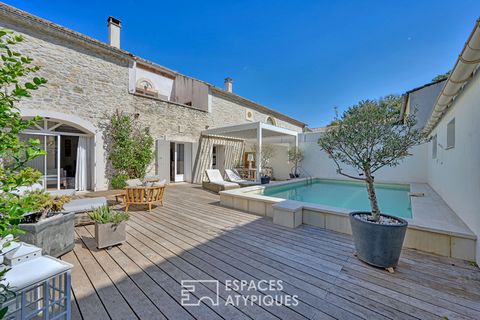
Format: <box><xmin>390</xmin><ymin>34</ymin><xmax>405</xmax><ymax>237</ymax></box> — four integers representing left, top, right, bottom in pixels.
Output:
<box><xmin>4</xmin><ymin>1</ymin><xmax>480</xmax><ymax>127</ymax></box>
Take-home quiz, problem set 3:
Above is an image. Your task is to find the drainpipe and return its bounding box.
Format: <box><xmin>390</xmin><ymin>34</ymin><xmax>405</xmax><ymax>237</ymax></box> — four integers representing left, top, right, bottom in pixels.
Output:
<box><xmin>424</xmin><ymin>19</ymin><xmax>480</xmax><ymax>134</ymax></box>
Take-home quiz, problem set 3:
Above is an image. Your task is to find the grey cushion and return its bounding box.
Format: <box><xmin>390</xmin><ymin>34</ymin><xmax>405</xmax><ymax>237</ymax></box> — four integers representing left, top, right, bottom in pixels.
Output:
<box><xmin>126</xmin><ymin>179</ymin><xmax>143</xmax><ymax>187</ymax></box>
<box><xmin>149</xmin><ymin>179</ymin><xmax>167</xmax><ymax>187</ymax></box>
<box><xmin>48</xmin><ymin>189</ymin><xmax>76</xmax><ymax>197</ymax></box>
<box><xmin>63</xmin><ymin>197</ymin><xmax>107</xmax><ymax>213</ymax></box>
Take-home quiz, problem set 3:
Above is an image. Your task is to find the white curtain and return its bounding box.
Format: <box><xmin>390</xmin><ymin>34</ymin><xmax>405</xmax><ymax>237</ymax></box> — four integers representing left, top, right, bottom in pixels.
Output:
<box><xmin>192</xmin><ymin>134</ymin><xmax>245</xmax><ymax>184</ymax></box>
<box><xmin>75</xmin><ymin>137</ymin><xmax>89</xmax><ymax>191</ymax></box>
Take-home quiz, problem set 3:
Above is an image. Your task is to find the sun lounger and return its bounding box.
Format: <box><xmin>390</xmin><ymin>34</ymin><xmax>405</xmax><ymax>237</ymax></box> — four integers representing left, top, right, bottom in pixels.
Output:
<box><xmin>202</xmin><ymin>169</ymin><xmax>240</xmax><ymax>193</ymax></box>
<box><xmin>225</xmin><ymin>169</ymin><xmax>260</xmax><ymax>187</ymax></box>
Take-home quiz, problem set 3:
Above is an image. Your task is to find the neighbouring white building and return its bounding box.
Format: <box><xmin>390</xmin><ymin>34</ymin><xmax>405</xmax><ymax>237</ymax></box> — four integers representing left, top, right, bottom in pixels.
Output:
<box><xmin>299</xmin><ymin>19</ymin><xmax>480</xmax><ymax>263</ymax></box>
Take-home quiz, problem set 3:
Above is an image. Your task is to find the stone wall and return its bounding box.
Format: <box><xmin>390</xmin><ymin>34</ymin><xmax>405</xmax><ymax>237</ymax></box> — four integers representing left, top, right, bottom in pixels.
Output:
<box><xmin>210</xmin><ymin>94</ymin><xmax>303</xmax><ymax>132</ymax></box>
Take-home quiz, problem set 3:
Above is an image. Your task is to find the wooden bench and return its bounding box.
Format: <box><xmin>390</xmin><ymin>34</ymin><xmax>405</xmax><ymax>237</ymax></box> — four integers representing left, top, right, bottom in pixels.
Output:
<box><xmin>123</xmin><ymin>185</ymin><xmax>165</xmax><ymax>212</ymax></box>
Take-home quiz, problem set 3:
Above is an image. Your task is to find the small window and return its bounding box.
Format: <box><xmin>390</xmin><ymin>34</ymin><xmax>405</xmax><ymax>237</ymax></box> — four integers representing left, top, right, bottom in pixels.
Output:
<box><xmin>447</xmin><ymin>119</ymin><xmax>455</xmax><ymax>149</ymax></box>
<box><xmin>266</xmin><ymin>116</ymin><xmax>276</xmax><ymax>126</ymax></box>
<box><xmin>136</xmin><ymin>78</ymin><xmax>158</xmax><ymax>98</ymax></box>
<box><xmin>432</xmin><ymin>134</ymin><xmax>437</xmax><ymax>159</ymax></box>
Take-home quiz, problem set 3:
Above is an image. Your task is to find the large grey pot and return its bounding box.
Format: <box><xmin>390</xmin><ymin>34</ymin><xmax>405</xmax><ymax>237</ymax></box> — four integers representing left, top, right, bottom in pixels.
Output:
<box><xmin>349</xmin><ymin>212</ymin><xmax>408</xmax><ymax>268</ymax></box>
<box><xmin>95</xmin><ymin>222</ymin><xmax>126</xmax><ymax>249</ymax></box>
<box><xmin>19</xmin><ymin>212</ymin><xmax>75</xmax><ymax>257</ymax></box>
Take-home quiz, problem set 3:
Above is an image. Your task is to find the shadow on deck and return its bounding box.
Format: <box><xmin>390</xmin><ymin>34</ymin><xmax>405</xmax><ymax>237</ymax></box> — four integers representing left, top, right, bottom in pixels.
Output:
<box><xmin>62</xmin><ymin>184</ymin><xmax>480</xmax><ymax>320</ymax></box>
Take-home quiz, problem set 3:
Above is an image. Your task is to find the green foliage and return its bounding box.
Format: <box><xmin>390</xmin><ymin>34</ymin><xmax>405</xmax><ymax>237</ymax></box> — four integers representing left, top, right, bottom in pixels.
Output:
<box><xmin>107</xmin><ymin>110</ymin><xmax>154</xmax><ymax>180</ymax></box>
<box><xmin>288</xmin><ymin>147</ymin><xmax>304</xmax><ymax>175</ymax></box>
<box><xmin>111</xmin><ymin>173</ymin><xmax>128</xmax><ymax>189</ymax></box>
<box><xmin>0</xmin><ymin>29</ymin><xmax>47</xmax><ymax>312</ymax></box>
<box><xmin>20</xmin><ymin>191</ymin><xmax>71</xmax><ymax>222</ymax></box>
<box><xmin>88</xmin><ymin>205</ymin><xmax>129</xmax><ymax>225</ymax></box>
<box><xmin>318</xmin><ymin>97</ymin><xmax>425</xmax><ymax>220</ymax></box>
<box><xmin>0</xmin><ymin>266</ymin><xmax>14</xmax><ymax>315</ymax></box>
<box><xmin>432</xmin><ymin>70</ymin><xmax>451</xmax><ymax>82</ymax></box>
<box><xmin>0</xmin><ymin>29</ymin><xmax>47</xmax><ymax>238</ymax></box>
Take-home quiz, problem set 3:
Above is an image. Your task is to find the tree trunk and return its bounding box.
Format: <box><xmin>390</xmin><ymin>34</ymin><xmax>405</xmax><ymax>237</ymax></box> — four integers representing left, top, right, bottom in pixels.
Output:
<box><xmin>365</xmin><ymin>171</ymin><xmax>380</xmax><ymax>221</ymax></box>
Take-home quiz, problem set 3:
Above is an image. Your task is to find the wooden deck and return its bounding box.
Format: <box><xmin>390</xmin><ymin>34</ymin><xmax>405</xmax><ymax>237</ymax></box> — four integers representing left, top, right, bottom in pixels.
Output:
<box><xmin>61</xmin><ymin>184</ymin><xmax>480</xmax><ymax>320</ymax></box>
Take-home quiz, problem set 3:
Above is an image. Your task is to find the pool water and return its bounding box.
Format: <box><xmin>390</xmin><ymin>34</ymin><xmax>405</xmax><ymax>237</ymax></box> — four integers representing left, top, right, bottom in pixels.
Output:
<box><xmin>262</xmin><ymin>179</ymin><xmax>412</xmax><ymax>219</ymax></box>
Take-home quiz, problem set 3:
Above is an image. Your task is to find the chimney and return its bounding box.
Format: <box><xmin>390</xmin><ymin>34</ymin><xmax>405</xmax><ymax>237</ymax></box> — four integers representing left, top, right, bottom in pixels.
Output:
<box><xmin>108</xmin><ymin>16</ymin><xmax>121</xmax><ymax>48</ymax></box>
<box><xmin>224</xmin><ymin>77</ymin><xmax>233</xmax><ymax>93</ymax></box>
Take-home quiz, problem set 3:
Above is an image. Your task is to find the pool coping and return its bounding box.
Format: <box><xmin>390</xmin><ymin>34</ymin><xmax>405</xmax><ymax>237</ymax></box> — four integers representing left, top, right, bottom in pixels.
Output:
<box><xmin>220</xmin><ymin>178</ymin><xmax>476</xmax><ymax>260</ymax></box>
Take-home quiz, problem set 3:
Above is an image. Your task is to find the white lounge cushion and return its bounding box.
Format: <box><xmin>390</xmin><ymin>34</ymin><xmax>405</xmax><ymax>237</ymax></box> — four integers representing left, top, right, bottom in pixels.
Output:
<box><xmin>205</xmin><ymin>169</ymin><xmax>225</xmax><ymax>183</ymax></box>
<box><xmin>225</xmin><ymin>169</ymin><xmax>259</xmax><ymax>187</ymax></box>
<box><xmin>214</xmin><ymin>181</ymin><xmax>239</xmax><ymax>187</ymax></box>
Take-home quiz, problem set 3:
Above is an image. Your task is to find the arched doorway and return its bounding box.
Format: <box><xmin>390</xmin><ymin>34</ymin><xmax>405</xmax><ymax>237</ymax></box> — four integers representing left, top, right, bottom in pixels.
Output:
<box><xmin>21</xmin><ymin>118</ymin><xmax>94</xmax><ymax>191</ymax></box>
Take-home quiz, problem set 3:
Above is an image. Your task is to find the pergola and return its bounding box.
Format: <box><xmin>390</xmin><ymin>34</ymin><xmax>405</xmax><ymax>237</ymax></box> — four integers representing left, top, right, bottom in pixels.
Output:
<box><xmin>202</xmin><ymin>122</ymin><xmax>299</xmax><ymax>181</ymax></box>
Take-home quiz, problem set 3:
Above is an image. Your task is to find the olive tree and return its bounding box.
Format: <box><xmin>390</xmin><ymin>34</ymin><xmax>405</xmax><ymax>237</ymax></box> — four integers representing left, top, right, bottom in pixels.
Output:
<box><xmin>318</xmin><ymin>97</ymin><xmax>424</xmax><ymax>221</ymax></box>
<box><xmin>288</xmin><ymin>147</ymin><xmax>304</xmax><ymax>176</ymax></box>
<box><xmin>252</xmin><ymin>144</ymin><xmax>276</xmax><ymax>177</ymax></box>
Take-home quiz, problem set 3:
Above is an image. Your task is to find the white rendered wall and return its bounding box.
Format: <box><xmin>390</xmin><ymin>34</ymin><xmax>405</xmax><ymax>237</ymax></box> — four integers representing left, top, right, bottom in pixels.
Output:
<box><xmin>299</xmin><ymin>132</ymin><xmax>428</xmax><ymax>184</ymax></box>
<box><xmin>427</xmin><ymin>72</ymin><xmax>480</xmax><ymax>264</ymax></box>
<box><xmin>269</xmin><ymin>145</ymin><xmax>291</xmax><ymax>180</ymax></box>
<box><xmin>135</xmin><ymin>67</ymin><xmax>174</xmax><ymax>100</ymax></box>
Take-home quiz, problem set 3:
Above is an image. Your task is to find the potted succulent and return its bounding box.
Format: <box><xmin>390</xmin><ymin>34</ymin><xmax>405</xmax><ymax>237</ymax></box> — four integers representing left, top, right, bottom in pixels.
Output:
<box><xmin>253</xmin><ymin>144</ymin><xmax>276</xmax><ymax>184</ymax></box>
<box><xmin>89</xmin><ymin>206</ymin><xmax>129</xmax><ymax>249</ymax></box>
<box><xmin>318</xmin><ymin>96</ymin><xmax>424</xmax><ymax>271</ymax></box>
<box><xmin>18</xmin><ymin>191</ymin><xmax>74</xmax><ymax>257</ymax></box>
<box><xmin>288</xmin><ymin>147</ymin><xmax>304</xmax><ymax>178</ymax></box>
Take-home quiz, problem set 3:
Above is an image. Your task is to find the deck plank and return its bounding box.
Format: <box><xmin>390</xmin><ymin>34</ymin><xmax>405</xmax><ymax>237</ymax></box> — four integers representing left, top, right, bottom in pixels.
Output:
<box><xmin>132</xmin><ymin>204</ymin><xmax>437</xmax><ymax>320</ymax></box>
<box><xmin>64</xmin><ymin>183</ymin><xmax>480</xmax><ymax>320</ymax></box>
<box><xmin>76</xmin><ymin>226</ymin><xmax>167</xmax><ymax>320</ymax></box>
<box><xmin>72</xmin><ymin>230</ymin><xmax>138</xmax><ymax>320</ymax></box>
<box><xmin>127</xmin><ymin>217</ymin><xmax>335</xmax><ymax>320</ymax></box>
<box><xmin>60</xmin><ymin>248</ymin><xmax>110</xmax><ymax>320</ymax></box>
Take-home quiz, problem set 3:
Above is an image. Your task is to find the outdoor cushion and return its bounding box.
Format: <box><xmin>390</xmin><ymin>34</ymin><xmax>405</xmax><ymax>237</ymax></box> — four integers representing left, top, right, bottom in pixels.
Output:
<box><xmin>49</xmin><ymin>189</ymin><xmax>76</xmax><ymax>197</ymax></box>
<box><xmin>150</xmin><ymin>179</ymin><xmax>167</xmax><ymax>187</ymax></box>
<box><xmin>205</xmin><ymin>169</ymin><xmax>225</xmax><ymax>183</ymax></box>
<box><xmin>126</xmin><ymin>178</ymin><xmax>143</xmax><ymax>187</ymax></box>
<box><xmin>63</xmin><ymin>197</ymin><xmax>107</xmax><ymax>213</ymax></box>
<box><xmin>203</xmin><ymin>169</ymin><xmax>239</xmax><ymax>192</ymax></box>
<box><xmin>225</xmin><ymin>169</ymin><xmax>260</xmax><ymax>187</ymax></box>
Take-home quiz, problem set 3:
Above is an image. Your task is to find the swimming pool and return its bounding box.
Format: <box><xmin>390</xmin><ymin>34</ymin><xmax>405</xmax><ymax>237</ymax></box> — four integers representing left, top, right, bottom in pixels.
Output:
<box><xmin>261</xmin><ymin>179</ymin><xmax>412</xmax><ymax>219</ymax></box>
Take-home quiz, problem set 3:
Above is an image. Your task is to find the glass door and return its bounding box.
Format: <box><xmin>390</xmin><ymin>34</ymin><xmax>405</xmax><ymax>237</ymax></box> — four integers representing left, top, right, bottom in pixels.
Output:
<box><xmin>21</xmin><ymin>134</ymin><xmax>46</xmax><ymax>187</ymax></box>
<box><xmin>20</xmin><ymin>134</ymin><xmax>62</xmax><ymax>190</ymax></box>
<box><xmin>45</xmin><ymin>135</ymin><xmax>60</xmax><ymax>190</ymax></box>
<box><xmin>175</xmin><ymin>143</ymin><xmax>185</xmax><ymax>182</ymax></box>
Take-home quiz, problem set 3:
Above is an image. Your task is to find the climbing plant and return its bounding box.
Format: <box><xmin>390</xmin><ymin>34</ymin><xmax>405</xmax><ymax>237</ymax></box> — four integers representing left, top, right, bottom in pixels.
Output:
<box><xmin>107</xmin><ymin>110</ymin><xmax>154</xmax><ymax>183</ymax></box>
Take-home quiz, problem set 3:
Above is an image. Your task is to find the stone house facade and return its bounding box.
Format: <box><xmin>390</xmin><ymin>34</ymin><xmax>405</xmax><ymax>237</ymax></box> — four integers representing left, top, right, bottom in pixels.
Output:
<box><xmin>0</xmin><ymin>4</ymin><xmax>305</xmax><ymax>190</ymax></box>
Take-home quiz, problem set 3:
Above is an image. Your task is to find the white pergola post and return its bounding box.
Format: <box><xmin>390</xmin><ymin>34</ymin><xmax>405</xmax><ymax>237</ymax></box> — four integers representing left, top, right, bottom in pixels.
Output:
<box><xmin>256</xmin><ymin>124</ymin><xmax>262</xmax><ymax>182</ymax></box>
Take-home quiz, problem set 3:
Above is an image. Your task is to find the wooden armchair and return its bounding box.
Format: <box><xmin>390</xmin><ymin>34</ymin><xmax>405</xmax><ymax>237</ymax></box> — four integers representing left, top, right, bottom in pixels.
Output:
<box><xmin>123</xmin><ymin>185</ymin><xmax>165</xmax><ymax>212</ymax></box>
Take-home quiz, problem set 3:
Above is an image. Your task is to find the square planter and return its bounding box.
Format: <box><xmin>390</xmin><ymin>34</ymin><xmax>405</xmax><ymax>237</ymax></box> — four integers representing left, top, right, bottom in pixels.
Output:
<box><xmin>95</xmin><ymin>221</ymin><xmax>126</xmax><ymax>249</ymax></box>
<box><xmin>19</xmin><ymin>212</ymin><xmax>75</xmax><ymax>257</ymax></box>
